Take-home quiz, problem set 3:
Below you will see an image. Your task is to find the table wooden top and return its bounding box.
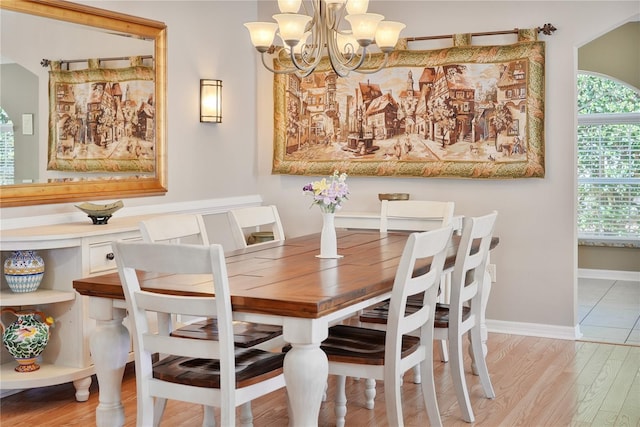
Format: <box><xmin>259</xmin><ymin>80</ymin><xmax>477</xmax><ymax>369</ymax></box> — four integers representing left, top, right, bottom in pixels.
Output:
<box><xmin>73</xmin><ymin>230</ymin><xmax>498</xmax><ymax>319</ymax></box>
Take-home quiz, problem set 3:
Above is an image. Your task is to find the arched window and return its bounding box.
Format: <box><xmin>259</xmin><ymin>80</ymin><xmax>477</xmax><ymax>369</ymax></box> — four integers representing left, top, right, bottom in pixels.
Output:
<box><xmin>577</xmin><ymin>72</ymin><xmax>640</xmax><ymax>244</ymax></box>
<box><xmin>0</xmin><ymin>108</ymin><xmax>15</xmax><ymax>185</ymax></box>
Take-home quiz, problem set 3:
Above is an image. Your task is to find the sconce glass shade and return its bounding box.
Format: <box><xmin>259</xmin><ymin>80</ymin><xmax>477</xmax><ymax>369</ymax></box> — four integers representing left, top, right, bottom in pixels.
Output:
<box><xmin>200</xmin><ymin>79</ymin><xmax>222</xmax><ymax>123</ymax></box>
<box><xmin>273</xmin><ymin>14</ymin><xmax>312</xmax><ymax>47</ymax></box>
<box><xmin>344</xmin><ymin>13</ymin><xmax>384</xmax><ymax>46</ymax></box>
<box><xmin>375</xmin><ymin>21</ymin><xmax>406</xmax><ymax>52</ymax></box>
<box><xmin>346</xmin><ymin>0</ymin><xmax>368</xmax><ymax>15</ymax></box>
<box><xmin>244</xmin><ymin>22</ymin><xmax>278</xmax><ymax>53</ymax></box>
<box><xmin>277</xmin><ymin>0</ymin><xmax>302</xmax><ymax>13</ymax></box>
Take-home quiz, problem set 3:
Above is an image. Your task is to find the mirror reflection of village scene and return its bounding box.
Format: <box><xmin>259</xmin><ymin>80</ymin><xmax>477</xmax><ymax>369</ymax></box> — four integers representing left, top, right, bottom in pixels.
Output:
<box><xmin>51</xmin><ymin>77</ymin><xmax>155</xmax><ymax>172</ymax></box>
<box><xmin>282</xmin><ymin>60</ymin><xmax>529</xmax><ymax>163</ymax></box>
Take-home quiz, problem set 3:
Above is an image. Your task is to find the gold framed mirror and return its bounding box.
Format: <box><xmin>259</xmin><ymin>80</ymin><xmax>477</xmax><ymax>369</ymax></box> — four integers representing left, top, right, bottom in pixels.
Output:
<box><xmin>0</xmin><ymin>0</ymin><xmax>167</xmax><ymax>207</ymax></box>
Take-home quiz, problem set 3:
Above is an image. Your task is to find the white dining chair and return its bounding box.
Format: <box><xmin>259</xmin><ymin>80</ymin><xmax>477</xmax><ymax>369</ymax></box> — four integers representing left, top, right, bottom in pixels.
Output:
<box><xmin>373</xmin><ymin>199</ymin><xmax>456</xmax><ymax>370</ymax></box>
<box><xmin>227</xmin><ymin>205</ymin><xmax>285</xmax><ymax>249</ymax></box>
<box><xmin>433</xmin><ymin>210</ymin><xmax>498</xmax><ymax>423</ymax></box>
<box><xmin>139</xmin><ymin>213</ymin><xmax>210</xmax><ymax>245</ymax></box>
<box><xmin>113</xmin><ymin>241</ymin><xmax>286</xmax><ymax>427</ymax></box>
<box><xmin>358</xmin><ymin>211</ymin><xmax>498</xmax><ymax>423</ymax></box>
<box><xmin>139</xmin><ymin>213</ymin><xmax>284</xmax><ymax>352</ymax></box>
<box><xmin>380</xmin><ymin>199</ymin><xmax>455</xmax><ymax>233</ymax></box>
<box><xmin>320</xmin><ymin>226</ymin><xmax>453</xmax><ymax>427</ymax></box>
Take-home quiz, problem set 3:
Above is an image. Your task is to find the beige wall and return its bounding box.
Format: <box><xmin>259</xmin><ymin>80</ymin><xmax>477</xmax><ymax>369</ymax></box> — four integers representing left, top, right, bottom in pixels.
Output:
<box><xmin>579</xmin><ymin>246</ymin><xmax>640</xmax><ymax>271</ymax></box>
<box><xmin>579</xmin><ymin>22</ymin><xmax>640</xmax><ymax>89</ymax></box>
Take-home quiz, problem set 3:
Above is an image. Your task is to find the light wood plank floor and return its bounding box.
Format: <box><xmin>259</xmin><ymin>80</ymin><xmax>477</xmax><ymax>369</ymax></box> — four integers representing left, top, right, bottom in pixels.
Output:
<box><xmin>2</xmin><ymin>333</ymin><xmax>639</xmax><ymax>426</ymax></box>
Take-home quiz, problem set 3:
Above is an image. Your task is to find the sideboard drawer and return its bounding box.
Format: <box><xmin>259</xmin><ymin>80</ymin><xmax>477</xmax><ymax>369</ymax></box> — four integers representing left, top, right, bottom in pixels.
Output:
<box><xmin>87</xmin><ymin>235</ymin><xmax>141</xmax><ymax>275</ymax></box>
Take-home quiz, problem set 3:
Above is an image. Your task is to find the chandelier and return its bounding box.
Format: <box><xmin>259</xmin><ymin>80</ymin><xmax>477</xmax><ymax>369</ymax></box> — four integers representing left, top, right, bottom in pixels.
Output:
<box><xmin>244</xmin><ymin>0</ymin><xmax>405</xmax><ymax>77</ymax></box>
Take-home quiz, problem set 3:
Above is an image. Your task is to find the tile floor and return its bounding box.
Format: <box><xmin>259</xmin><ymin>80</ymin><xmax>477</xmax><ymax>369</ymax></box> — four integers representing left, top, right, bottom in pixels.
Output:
<box><xmin>578</xmin><ymin>277</ymin><xmax>640</xmax><ymax>345</ymax></box>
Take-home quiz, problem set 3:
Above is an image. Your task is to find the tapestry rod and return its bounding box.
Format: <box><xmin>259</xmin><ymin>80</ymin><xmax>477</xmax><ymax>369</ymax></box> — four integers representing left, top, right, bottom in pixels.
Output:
<box><xmin>40</xmin><ymin>55</ymin><xmax>153</xmax><ymax>68</ymax></box>
<box><xmin>405</xmin><ymin>23</ymin><xmax>557</xmax><ymax>42</ymax></box>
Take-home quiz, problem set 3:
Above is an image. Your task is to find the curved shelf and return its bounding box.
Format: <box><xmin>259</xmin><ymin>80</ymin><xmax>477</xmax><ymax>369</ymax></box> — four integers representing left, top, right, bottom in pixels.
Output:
<box><xmin>0</xmin><ymin>289</ymin><xmax>76</xmax><ymax>307</ymax></box>
<box><xmin>0</xmin><ymin>361</ymin><xmax>94</xmax><ymax>390</ymax></box>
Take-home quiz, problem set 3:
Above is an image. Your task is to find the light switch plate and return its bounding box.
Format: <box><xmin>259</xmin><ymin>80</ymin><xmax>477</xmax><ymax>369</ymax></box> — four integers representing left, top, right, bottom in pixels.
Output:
<box><xmin>22</xmin><ymin>114</ymin><xmax>33</xmax><ymax>135</ymax></box>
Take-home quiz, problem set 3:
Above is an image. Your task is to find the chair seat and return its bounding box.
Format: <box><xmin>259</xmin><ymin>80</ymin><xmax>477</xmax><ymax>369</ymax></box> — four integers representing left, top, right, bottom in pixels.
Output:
<box><xmin>321</xmin><ymin>324</ymin><xmax>420</xmax><ymax>366</ymax></box>
<box><xmin>171</xmin><ymin>318</ymin><xmax>283</xmax><ymax>349</ymax></box>
<box><xmin>153</xmin><ymin>348</ymin><xmax>285</xmax><ymax>389</ymax></box>
<box><xmin>434</xmin><ymin>303</ymin><xmax>471</xmax><ymax>329</ymax></box>
<box><xmin>358</xmin><ymin>294</ymin><xmax>423</xmax><ymax>325</ymax></box>
<box><xmin>359</xmin><ymin>301</ymin><xmax>470</xmax><ymax>329</ymax></box>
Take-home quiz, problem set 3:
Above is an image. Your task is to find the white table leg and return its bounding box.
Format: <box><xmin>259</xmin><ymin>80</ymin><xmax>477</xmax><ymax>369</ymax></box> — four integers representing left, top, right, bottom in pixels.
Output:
<box><xmin>282</xmin><ymin>318</ymin><xmax>328</xmax><ymax>427</ymax></box>
<box><xmin>89</xmin><ymin>298</ymin><xmax>129</xmax><ymax>427</ymax></box>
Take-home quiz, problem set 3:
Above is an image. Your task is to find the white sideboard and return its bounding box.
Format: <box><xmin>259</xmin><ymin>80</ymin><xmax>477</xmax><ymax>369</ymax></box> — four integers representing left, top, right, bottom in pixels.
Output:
<box><xmin>335</xmin><ymin>210</ymin><xmax>463</xmax><ymax>232</ymax></box>
<box><xmin>0</xmin><ymin>215</ymin><xmax>154</xmax><ymax>400</ymax></box>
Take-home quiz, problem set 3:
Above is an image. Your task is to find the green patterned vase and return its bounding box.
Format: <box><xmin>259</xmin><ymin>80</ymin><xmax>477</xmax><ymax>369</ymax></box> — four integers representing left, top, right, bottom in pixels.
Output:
<box><xmin>1</xmin><ymin>308</ymin><xmax>53</xmax><ymax>372</ymax></box>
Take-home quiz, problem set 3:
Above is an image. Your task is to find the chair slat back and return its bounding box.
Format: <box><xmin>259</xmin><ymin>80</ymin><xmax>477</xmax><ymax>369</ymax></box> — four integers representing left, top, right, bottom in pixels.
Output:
<box><xmin>113</xmin><ymin>241</ymin><xmax>235</xmax><ymax>379</ymax></box>
<box><xmin>380</xmin><ymin>200</ymin><xmax>455</xmax><ymax>233</ymax></box>
<box><xmin>385</xmin><ymin>226</ymin><xmax>453</xmax><ymax>360</ymax></box>
<box><xmin>450</xmin><ymin>211</ymin><xmax>498</xmax><ymax>321</ymax></box>
<box><xmin>228</xmin><ymin>205</ymin><xmax>285</xmax><ymax>248</ymax></box>
<box><xmin>139</xmin><ymin>214</ymin><xmax>210</xmax><ymax>245</ymax></box>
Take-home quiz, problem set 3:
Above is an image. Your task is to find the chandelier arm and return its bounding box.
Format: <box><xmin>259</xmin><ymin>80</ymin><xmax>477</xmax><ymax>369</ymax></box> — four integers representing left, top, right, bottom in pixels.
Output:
<box><xmin>290</xmin><ymin>16</ymin><xmax>326</xmax><ymax>73</ymax></box>
<box><xmin>332</xmin><ymin>46</ymin><xmax>369</xmax><ymax>73</ymax></box>
<box><xmin>260</xmin><ymin>52</ymin><xmax>299</xmax><ymax>75</ymax></box>
<box><xmin>352</xmin><ymin>53</ymin><xmax>391</xmax><ymax>74</ymax></box>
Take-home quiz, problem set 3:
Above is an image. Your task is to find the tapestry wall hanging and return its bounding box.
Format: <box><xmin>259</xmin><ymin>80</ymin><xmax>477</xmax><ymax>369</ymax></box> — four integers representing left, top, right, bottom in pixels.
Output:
<box><xmin>272</xmin><ymin>31</ymin><xmax>545</xmax><ymax>178</ymax></box>
<box><xmin>47</xmin><ymin>57</ymin><xmax>156</xmax><ymax>173</ymax></box>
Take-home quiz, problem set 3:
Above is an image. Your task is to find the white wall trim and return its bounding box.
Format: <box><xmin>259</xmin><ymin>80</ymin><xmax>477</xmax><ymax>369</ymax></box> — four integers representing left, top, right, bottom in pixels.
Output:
<box><xmin>578</xmin><ymin>268</ymin><xmax>640</xmax><ymax>281</ymax></box>
<box><xmin>487</xmin><ymin>319</ymin><xmax>581</xmax><ymax>341</ymax></box>
<box><xmin>0</xmin><ymin>195</ymin><xmax>264</xmax><ymax>230</ymax></box>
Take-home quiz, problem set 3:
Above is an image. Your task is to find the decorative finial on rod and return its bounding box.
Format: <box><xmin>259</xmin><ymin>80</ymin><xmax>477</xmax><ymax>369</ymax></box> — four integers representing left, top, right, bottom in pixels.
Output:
<box><xmin>538</xmin><ymin>23</ymin><xmax>557</xmax><ymax>36</ymax></box>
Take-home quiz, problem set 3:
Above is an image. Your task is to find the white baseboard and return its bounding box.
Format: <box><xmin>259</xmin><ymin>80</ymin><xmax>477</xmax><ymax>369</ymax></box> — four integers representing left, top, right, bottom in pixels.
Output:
<box><xmin>487</xmin><ymin>319</ymin><xmax>581</xmax><ymax>340</ymax></box>
<box><xmin>0</xmin><ymin>195</ymin><xmax>264</xmax><ymax>230</ymax></box>
<box><xmin>578</xmin><ymin>268</ymin><xmax>640</xmax><ymax>281</ymax></box>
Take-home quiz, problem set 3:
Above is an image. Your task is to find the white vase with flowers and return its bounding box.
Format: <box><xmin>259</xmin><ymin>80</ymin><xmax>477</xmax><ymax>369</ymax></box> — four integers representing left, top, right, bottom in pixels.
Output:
<box><xmin>303</xmin><ymin>171</ymin><xmax>349</xmax><ymax>258</ymax></box>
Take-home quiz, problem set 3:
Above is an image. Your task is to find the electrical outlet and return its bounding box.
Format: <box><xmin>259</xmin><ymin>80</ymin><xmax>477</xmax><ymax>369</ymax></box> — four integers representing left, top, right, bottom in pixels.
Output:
<box><xmin>487</xmin><ymin>264</ymin><xmax>497</xmax><ymax>282</ymax></box>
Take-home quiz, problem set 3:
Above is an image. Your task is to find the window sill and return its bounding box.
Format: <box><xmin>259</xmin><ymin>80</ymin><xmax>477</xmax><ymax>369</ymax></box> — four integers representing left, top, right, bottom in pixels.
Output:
<box><xmin>578</xmin><ymin>238</ymin><xmax>640</xmax><ymax>249</ymax></box>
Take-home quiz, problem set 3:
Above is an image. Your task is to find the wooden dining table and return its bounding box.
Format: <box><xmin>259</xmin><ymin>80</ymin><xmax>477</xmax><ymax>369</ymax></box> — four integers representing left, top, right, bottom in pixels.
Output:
<box><xmin>73</xmin><ymin>229</ymin><xmax>498</xmax><ymax>427</ymax></box>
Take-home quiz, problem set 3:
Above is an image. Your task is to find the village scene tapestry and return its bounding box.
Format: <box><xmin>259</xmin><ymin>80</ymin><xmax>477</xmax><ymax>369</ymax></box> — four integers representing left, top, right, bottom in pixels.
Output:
<box><xmin>272</xmin><ymin>38</ymin><xmax>545</xmax><ymax>178</ymax></box>
<box><xmin>47</xmin><ymin>59</ymin><xmax>156</xmax><ymax>174</ymax></box>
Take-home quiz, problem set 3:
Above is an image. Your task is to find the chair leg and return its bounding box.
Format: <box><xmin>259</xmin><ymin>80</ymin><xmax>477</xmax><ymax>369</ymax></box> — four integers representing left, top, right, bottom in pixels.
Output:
<box><xmin>470</xmin><ymin>326</ymin><xmax>495</xmax><ymax>398</ymax></box>
<box><xmin>450</xmin><ymin>333</ymin><xmax>475</xmax><ymax>423</ymax></box>
<box><xmin>412</xmin><ymin>364</ymin><xmax>422</xmax><ymax>384</ymax></box>
<box><xmin>420</xmin><ymin>355</ymin><xmax>443</xmax><ymax>427</ymax></box>
<box><xmin>152</xmin><ymin>397</ymin><xmax>167</xmax><ymax>427</ymax></box>
<box><xmin>383</xmin><ymin>367</ymin><xmax>404</xmax><ymax>426</ymax></box>
<box><xmin>438</xmin><ymin>339</ymin><xmax>449</xmax><ymax>362</ymax></box>
<box><xmin>239</xmin><ymin>402</ymin><xmax>253</xmax><ymax>427</ymax></box>
<box><xmin>364</xmin><ymin>378</ymin><xmax>376</xmax><ymax>409</ymax></box>
<box><xmin>202</xmin><ymin>405</ymin><xmax>216</xmax><ymax>427</ymax></box>
<box><xmin>334</xmin><ymin>375</ymin><xmax>347</xmax><ymax>427</ymax></box>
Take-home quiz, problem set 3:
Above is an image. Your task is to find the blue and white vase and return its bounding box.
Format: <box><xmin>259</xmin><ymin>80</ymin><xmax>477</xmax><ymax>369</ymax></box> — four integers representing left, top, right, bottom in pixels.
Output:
<box><xmin>4</xmin><ymin>250</ymin><xmax>45</xmax><ymax>293</ymax></box>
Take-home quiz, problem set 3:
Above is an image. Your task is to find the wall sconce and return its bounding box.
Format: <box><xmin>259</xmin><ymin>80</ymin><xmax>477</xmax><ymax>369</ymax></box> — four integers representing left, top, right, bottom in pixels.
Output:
<box><xmin>200</xmin><ymin>79</ymin><xmax>222</xmax><ymax>123</ymax></box>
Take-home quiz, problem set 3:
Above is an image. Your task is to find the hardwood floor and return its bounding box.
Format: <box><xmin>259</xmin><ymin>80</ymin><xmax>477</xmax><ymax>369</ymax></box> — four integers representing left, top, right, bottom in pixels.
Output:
<box><xmin>2</xmin><ymin>333</ymin><xmax>639</xmax><ymax>426</ymax></box>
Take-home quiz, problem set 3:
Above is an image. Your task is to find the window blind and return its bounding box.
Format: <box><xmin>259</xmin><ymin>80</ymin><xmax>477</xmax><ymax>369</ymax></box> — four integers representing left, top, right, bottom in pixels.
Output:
<box><xmin>577</xmin><ymin>113</ymin><xmax>640</xmax><ymax>240</ymax></box>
